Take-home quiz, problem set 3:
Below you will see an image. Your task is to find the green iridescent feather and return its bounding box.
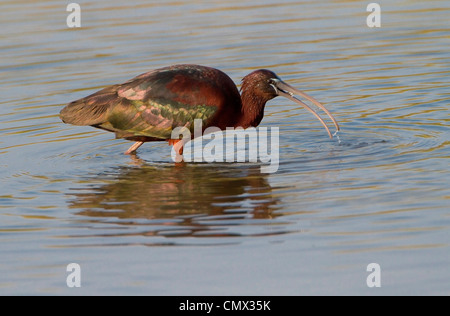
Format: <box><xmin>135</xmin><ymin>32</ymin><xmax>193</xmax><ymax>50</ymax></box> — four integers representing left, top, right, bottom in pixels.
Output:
<box><xmin>60</xmin><ymin>65</ymin><xmax>242</xmax><ymax>142</ymax></box>
<box><xmin>105</xmin><ymin>99</ymin><xmax>218</xmax><ymax>139</ymax></box>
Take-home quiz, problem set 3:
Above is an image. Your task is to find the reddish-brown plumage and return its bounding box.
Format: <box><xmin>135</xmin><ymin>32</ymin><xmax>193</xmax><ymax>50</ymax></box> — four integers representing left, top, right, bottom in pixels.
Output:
<box><xmin>164</xmin><ymin>68</ymin><xmax>242</xmax><ymax>129</ymax></box>
<box><xmin>60</xmin><ymin>64</ymin><xmax>340</xmax><ymax>155</ymax></box>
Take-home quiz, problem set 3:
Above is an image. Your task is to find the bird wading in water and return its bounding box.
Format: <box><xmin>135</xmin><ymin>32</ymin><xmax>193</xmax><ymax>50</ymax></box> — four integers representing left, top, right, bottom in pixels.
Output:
<box><xmin>60</xmin><ymin>64</ymin><xmax>340</xmax><ymax>157</ymax></box>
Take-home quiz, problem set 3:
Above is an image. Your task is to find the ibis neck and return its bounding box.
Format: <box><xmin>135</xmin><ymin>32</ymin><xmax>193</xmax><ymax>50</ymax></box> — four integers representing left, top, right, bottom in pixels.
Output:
<box><xmin>237</xmin><ymin>90</ymin><xmax>266</xmax><ymax>128</ymax></box>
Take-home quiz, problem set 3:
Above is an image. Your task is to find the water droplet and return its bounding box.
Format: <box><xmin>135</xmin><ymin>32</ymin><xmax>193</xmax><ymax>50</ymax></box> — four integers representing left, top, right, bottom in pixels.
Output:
<box><xmin>333</xmin><ymin>130</ymin><xmax>341</xmax><ymax>144</ymax></box>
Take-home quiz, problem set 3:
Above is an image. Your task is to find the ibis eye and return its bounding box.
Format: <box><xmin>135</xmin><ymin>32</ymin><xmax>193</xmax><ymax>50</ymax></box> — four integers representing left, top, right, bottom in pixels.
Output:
<box><xmin>269</xmin><ymin>78</ymin><xmax>280</xmax><ymax>85</ymax></box>
<box><xmin>269</xmin><ymin>81</ymin><xmax>278</xmax><ymax>94</ymax></box>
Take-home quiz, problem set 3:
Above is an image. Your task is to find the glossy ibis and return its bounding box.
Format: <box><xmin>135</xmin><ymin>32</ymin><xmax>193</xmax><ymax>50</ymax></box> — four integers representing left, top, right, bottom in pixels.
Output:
<box><xmin>60</xmin><ymin>64</ymin><xmax>339</xmax><ymax>155</ymax></box>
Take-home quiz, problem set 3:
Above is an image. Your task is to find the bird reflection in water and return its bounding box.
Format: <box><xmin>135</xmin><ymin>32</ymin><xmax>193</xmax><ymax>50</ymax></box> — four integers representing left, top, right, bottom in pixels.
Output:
<box><xmin>66</xmin><ymin>162</ymin><xmax>285</xmax><ymax>239</ymax></box>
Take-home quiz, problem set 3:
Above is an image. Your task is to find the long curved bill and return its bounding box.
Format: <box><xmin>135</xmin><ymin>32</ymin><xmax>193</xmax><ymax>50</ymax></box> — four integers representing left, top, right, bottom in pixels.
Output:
<box><xmin>274</xmin><ymin>80</ymin><xmax>340</xmax><ymax>138</ymax></box>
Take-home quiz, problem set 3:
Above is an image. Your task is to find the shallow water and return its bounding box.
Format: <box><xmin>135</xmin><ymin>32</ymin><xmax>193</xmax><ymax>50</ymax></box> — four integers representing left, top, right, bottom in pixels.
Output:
<box><xmin>1</xmin><ymin>0</ymin><xmax>449</xmax><ymax>295</ymax></box>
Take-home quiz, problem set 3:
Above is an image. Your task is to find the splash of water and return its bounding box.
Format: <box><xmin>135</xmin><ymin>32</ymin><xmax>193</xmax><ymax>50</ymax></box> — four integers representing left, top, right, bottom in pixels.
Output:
<box><xmin>333</xmin><ymin>130</ymin><xmax>341</xmax><ymax>144</ymax></box>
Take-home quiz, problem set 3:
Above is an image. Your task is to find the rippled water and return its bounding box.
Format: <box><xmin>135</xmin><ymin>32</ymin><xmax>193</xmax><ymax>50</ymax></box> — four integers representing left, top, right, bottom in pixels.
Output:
<box><xmin>1</xmin><ymin>0</ymin><xmax>449</xmax><ymax>295</ymax></box>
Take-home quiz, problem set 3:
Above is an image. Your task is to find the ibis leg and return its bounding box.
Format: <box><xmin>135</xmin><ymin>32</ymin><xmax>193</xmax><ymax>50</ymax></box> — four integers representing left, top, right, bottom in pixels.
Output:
<box><xmin>125</xmin><ymin>141</ymin><xmax>144</xmax><ymax>155</ymax></box>
<box><xmin>168</xmin><ymin>139</ymin><xmax>186</xmax><ymax>162</ymax></box>
<box><xmin>168</xmin><ymin>139</ymin><xmax>184</xmax><ymax>155</ymax></box>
